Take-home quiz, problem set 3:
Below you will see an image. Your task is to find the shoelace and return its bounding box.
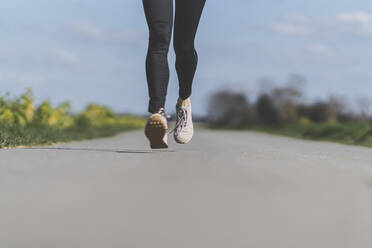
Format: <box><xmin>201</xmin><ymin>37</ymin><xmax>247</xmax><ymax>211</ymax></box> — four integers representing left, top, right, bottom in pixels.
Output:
<box><xmin>156</xmin><ymin>108</ymin><xmax>177</xmax><ymax>134</ymax></box>
<box><xmin>156</xmin><ymin>108</ymin><xmax>171</xmax><ymax>119</ymax></box>
<box><xmin>169</xmin><ymin>106</ymin><xmax>187</xmax><ymax>134</ymax></box>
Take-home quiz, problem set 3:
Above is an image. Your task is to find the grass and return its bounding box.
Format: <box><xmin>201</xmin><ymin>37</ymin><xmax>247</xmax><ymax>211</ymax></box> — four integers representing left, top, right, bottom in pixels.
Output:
<box><xmin>210</xmin><ymin>122</ymin><xmax>372</xmax><ymax>148</ymax></box>
<box><xmin>0</xmin><ymin>116</ymin><xmax>146</xmax><ymax>148</ymax></box>
<box><xmin>249</xmin><ymin>123</ymin><xmax>372</xmax><ymax>148</ymax></box>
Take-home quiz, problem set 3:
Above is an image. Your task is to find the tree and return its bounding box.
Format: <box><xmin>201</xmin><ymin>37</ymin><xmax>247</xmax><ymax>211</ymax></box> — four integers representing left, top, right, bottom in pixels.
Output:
<box><xmin>355</xmin><ymin>95</ymin><xmax>372</xmax><ymax>122</ymax></box>
<box><xmin>207</xmin><ymin>90</ymin><xmax>255</xmax><ymax>128</ymax></box>
<box><xmin>255</xmin><ymin>94</ymin><xmax>279</xmax><ymax>125</ymax></box>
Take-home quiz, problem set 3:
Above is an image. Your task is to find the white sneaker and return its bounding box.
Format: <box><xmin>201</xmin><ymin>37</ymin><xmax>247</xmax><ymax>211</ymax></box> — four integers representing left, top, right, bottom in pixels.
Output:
<box><xmin>145</xmin><ymin>108</ymin><xmax>168</xmax><ymax>149</ymax></box>
<box><xmin>173</xmin><ymin>102</ymin><xmax>194</xmax><ymax>144</ymax></box>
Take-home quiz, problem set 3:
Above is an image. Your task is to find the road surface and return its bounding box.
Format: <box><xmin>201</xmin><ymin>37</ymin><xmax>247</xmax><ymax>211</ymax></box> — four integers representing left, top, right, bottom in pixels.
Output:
<box><xmin>1</xmin><ymin>129</ymin><xmax>372</xmax><ymax>248</ymax></box>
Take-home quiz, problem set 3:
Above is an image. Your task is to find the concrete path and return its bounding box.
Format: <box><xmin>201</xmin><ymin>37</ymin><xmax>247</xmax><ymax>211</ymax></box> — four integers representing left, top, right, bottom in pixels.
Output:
<box><xmin>1</xmin><ymin>129</ymin><xmax>372</xmax><ymax>248</ymax></box>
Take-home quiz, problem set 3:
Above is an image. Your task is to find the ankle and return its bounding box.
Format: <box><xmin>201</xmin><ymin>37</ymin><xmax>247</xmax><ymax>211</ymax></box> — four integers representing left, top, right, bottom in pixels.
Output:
<box><xmin>178</xmin><ymin>97</ymin><xmax>191</xmax><ymax>108</ymax></box>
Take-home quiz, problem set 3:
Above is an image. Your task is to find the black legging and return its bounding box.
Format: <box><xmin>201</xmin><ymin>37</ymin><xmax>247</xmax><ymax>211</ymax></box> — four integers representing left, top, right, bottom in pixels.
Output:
<box><xmin>143</xmin><ymin>0</ymin><xmax>206</xmax><ymax>113</ymax></box>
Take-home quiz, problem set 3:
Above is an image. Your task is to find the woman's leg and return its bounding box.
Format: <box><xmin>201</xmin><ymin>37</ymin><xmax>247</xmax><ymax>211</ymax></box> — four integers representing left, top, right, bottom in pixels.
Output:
<box><xmin>143</xmin><ymin>0</ymin><xmax>173</xmax><ymax>113</ymax></box>
<box><xmin>174</xmin><ymin>0</ymin><xmax>206</xmax><ymax>101</ymax></box>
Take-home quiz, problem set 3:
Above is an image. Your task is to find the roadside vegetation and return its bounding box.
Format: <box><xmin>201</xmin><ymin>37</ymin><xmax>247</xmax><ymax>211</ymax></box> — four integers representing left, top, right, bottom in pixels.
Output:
<box><xmin>0</xmin><ymin>89</ymin><xmax>145</xmax><ymax>148</ymax></box>
<box><xmin>207</xmin><ymin>75</ymin><xmax>372</xmax><ymax>148</ymax></box>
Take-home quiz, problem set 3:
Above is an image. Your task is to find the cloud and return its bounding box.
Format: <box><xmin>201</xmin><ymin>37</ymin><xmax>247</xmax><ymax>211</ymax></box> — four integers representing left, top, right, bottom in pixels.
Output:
<box><xmin>272</xmin><ymin>11</ymin><xmax>372</xmax><ymax>37</ymax></box>
<box><xmin>54</xmin><ymin>50</ymin><xmax>78</xmax><ymax>64</ymax></box>
<box><xmin>337</xmin><ymin>11</ymin><xmax>372</xmax><ymax>24</ymax></box>
<box><xmin>272</xmin><ymin>23</ymin><xmax>313</xmax><ymax>35</ymax></box>
<box><xmin>271</xmin><ymin>13</ymin><xmax>315</xmax><ymax>36</ymax></box>
<box><xmin>72</xmin><ymin>22</ymin><xmax>103</xmax><ymax>40</ymax></box>
<box><xmin>71</xmin><ymin>22</ymin><xmax>142</xmax><ymax>44</ymax></box>
<box><xmin>336</xmin><ymin>11</ymin><xmax>372</xmax><ymax>36</ymax></box>
<box><xmin>307</xmin><ymin>44</ymin><xmax>330</xmax><ymax>55</ymax></box>
<box><xmin>0</xmin><ymin>71</ymin><xmax>44</xmax><ymax>85</ymax></box>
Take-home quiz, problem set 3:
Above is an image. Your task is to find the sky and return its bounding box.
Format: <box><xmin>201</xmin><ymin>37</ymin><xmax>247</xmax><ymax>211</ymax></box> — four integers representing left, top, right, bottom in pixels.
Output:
<box><xmin>1</xmin><ymin>0</ymin><xmax>372</xmax><ymax>115</ymax></box>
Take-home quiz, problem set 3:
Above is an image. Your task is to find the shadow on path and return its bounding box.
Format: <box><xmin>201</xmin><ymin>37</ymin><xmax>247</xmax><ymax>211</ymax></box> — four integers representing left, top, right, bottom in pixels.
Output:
<box><xmin>22</xmin><ymin>147</ymin><xmax>175</xmax><ymax>154</ymax></box>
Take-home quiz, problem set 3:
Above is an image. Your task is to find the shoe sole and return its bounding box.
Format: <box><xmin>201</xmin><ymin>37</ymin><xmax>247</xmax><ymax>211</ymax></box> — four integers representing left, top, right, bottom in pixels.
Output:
<box><xmin>145</xmin><ymin>115</ymin><xmax>168</xmax><ymax>149</ymax></box>
<box><xmin>174</xmin><ymin>131</ymin><xmax>193</xmax><ymax>144</ymax></box>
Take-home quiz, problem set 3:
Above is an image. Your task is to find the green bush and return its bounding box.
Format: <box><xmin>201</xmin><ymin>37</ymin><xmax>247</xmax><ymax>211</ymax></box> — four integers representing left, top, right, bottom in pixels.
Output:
<box><xmin>0</xmin><ymin>89</ymin><xmax>146</xmax><ymax>148</ymax></box>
